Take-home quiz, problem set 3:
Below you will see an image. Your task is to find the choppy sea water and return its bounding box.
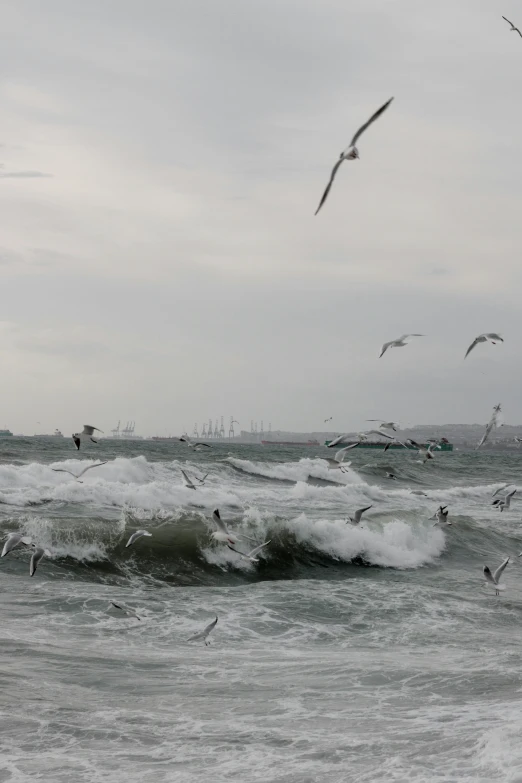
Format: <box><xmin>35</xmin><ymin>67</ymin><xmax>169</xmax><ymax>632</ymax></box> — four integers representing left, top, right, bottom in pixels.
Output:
<box><xmin>1</xmin><ymin>437</ymin><xmax>522</xmax><ymax>782</ymax></box>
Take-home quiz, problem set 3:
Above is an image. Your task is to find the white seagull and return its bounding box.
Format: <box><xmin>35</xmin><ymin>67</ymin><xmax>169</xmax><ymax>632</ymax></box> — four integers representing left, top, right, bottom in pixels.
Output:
<box><xmin>432</xmin><ymin>505</ymin><xmax>450</xmax><ymax>526</ymax></box>
<box><xmin>476</xmin><ymin>404</ymin><xmax>503</xmax><ymax>450</ymax></box>
<box><xmin>502</xmin><ymin>16</ymin><xmax>522</xmax><ymax>37</ymax></box>
<box><xmin>52</xmin><ymin>461</ymin><xmax>108</xmax><ymax>482</ymax></box>
<box><xmin>110</xmin><ymin>601</ymin><xmax>141</xmax><ymax>621</ymax></box>
<box><xmin>125</xmin><ymin>530</ymin><xmax>152</xmax><ymax>548</ymax></box>
<box><xmin>187</xmin><ymin>616</ymin><xmax>218</xmax><ymax>645</ymax></box>
<box><xmin>464</xmin><ymin>333</ymin><xmax>504</xmax><ymax>360</ymax></box>
<box><xmin>347</xmin><ymin>505</ymin><xmax>372</xmax><ymax>525</ymax></box>
<box><xmin>483</xmin><ymin>557</ymin><xmax>509</xmax><ymax>595</ymax></box>
<box><xmin>322</xmin><ymin>447</ymin><xmax>353</xmax><ymax>473</ymax></box>
<box><xmin>210</xmin><ymin>509</ymin><xmax>256</xmax><ymax>546</ymax></box>
<box><xmin>30</xmin><ymin>544</ymin><xmax>50</xmax><ymax>577</ymax></box>
<box><xmin>227</xmin><ymin>540</ymin><xmax>271</xmax><ymax>563</ymax></box>
<box><xmin>1</xmin><ymin>533</ymin><xmax>32</xmax><ymax>557</ymax></box>
<box><xmin>181</xmin><ymin>469</ymin><xmax>199</xmax><ymax>490</ymax></box>
<box><xmin>327</xmin><ymin>435</ymin><xmax>360</xmax><ymax>450</ymax></box>
<box><xmin>379</xmin><ymin>334</ymin><xmax>424</xmax><ymax>359</ymax></box>
<box><xmin>179</xmin><ymin>436</ymin><xmax>211</xmax><ymax>451</ymax></box>
<box><xmin>492</xmin><ymin>489</ymin><xmax>516</xmax><ymax>512</ymax></box>
<box><xmin>366</xmin><ymin>420</ymin><xmax>399</xmax><ymax>432</ymax></box>
<box><xmin>407</xmin><ymin>440</ymin><xmax>435</xmax><ymax>464</ymax></box>
<box><xmin>314</xmin><ymin>97</ymin><xmax>394</xmax><ymax>215</ymax></box>
<box><xmin>72</xmin><ymin>425</ymin><xmax>103</xmax><ymax>450</ymax></box>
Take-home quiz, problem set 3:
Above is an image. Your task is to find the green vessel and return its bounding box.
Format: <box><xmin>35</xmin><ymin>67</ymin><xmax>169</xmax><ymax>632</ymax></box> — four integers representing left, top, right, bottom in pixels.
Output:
<box><xmin>324</xmin><ymin>440</ymin><xmax>453</xmax><ymax>451</ymax></box>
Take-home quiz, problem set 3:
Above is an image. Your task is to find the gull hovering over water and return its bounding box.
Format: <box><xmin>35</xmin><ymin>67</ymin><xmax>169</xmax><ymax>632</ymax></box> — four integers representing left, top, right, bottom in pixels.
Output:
<box><xmin>432</xmin><ymin>505</ymin><xmax>450</xmax><ymax>526</ymax></box>
<box><xmin>492</xmin><ymin>489</ymin><xmax>516</xmax><ymax>512</ymax></box>
<box><xmin>476</xmin><ymin>404</ymin><xmax>503</xmax><ymax>450</ymax></box>
<box><xmin>52</xmin><ymin>461</ymin><xmax>108</xmax><ymax>482</ymax></box>
<box><xmin>227</xmin><ymin>540</ymin><xmax>271</xmax><ymax>563</ymax></box>
<box><xmin>187</xmin><ymin>616</ymin><xmax>218</xmax><ymax>646</ymax></box>
<box><xmin>314</xmin><ymin>97</ymin><xmax>394</xmax><ymax>215</ymax></box>
<box><xmin>379</xmin><ymin>334</ymin><xmax>424</xmax><ymax>359</ymax></box>
<box><xmin>366</xmin><ymin>420</ymin><xmax>399</xmax><ymax>432</ymax></box>
<box><xmin>502</xmin><ymin>16</ymin><xmax>522</xmax><ymax>37</ymax></box>
<box><xmin>483</xmin><ymin>557</ymin><xmax>509</xmax><ymax>595</ymax></box>
<box><xmin>179</xmin><ymin>436</ymin><xmax>211</xmax><ymax>451</ymax></box>
<box><xmin>322</xmin><ymin>447</ymin><xmax>353</xmax><ymax>473</ymax></box>
<box><xmin>464</xmin><ymin>333</ymin><xmax>504</xmax><ymax>360</ymax></box>
<box><xmin>210</xmin><ymin>509</ymin><xmax>256</xmax><ymax>546</ymax></box>
<box><xmin>407</xmin><ymin>440</ymin><xmax>435</xmax><ymax>463</ymax></box>
<box><xmin>72</xmin><ymin>425</ymin><xmax>103</xmax><ymax>450</ymax></box>
<box><xmin>1</xmin><ymin>533</ymin><xmax>32</xmax><ymax>557</ymax></box>
<box><xmin>125</xmin><ymin>529</ymin><xmax>152</xmax><ymax>548</ymax></box>
<box><xmin>181</xmin><ymin>469</ymin><xmax>205</xmax><ymax>490</ymax></box>
<box><xmin>347</xmin><ymin>505</ymin><xmax>372</xmax><ymax>525</ymax></box>
<box><xmin>110</xmin><ymin>601</ymin><xmax>141</xmax><ymax>620</ymax></box>
<box><xmin>30</xmin><ymin>544</ymin><xmax>50</xmax><ymax>577</ymax></box>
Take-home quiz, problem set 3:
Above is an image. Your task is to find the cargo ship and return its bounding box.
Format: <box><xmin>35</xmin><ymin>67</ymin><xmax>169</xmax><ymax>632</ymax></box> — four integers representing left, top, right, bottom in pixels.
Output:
<box><xmin>324</xmin><ymin>439</ymin><xmax>453</xmax><ymax>451</ymax></box>
<box><xmin>0</xmin><ymin>428</ymin><xmax>13</xmax><ymax>437</ymax></box>
<box><xmin>261</xmin><ymin>440</ymin><xmax>320</xmax><ymax>446</ymax></box>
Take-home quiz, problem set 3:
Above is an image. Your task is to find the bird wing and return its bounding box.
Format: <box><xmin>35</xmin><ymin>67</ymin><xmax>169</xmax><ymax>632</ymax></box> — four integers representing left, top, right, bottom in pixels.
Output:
<box><xmin>195</xmin><ymin>443</ymin><xmax>211</xmax><ymax>448</ymax></box>
<box><xmin>379</xmin><ymin>341</ymin><xmax>393</xmax><ymax>358</ymax></box>
<box><xmin>77</xmin><ymin>461</ymin><xmax>108</xmax><ymax>478</ymax></box>
<box><xmin>464</xmin><ymin>337</ymin><xmax>482</xmax><ymax>358</ymax></box>
<box><xmin>202</xmin><ymin>616</ymin><xmax>218</xmax><ymax>636</ymax></box>
<box><xmin>181</xmin><ymin>469</ymin><xmax>194</xmax><ymax>486</ymax></box>
<box><xmin>349</xmin><ymin>97</ymin><xmax>394</xmax><ymax>147</ymax></box>
<box><xmin>354</xmin><ymin>505</ymin><xmax>372</xmax><ymax>522</ymax></box>
<box><xmin>52</xmin><ymin>468</ymin><xmax>76</xmax><ymax>477</ymax></box>
<box><xmin>314</xmin><ymin>158</ymin><xmax>344</xmax><ymax>216</ymax></box>
<box><xmin>212</xmin><ymin>509</ymin><xmax>228</xmax><ymax>534</ymax></box>
<box><xmin>246</xmin><ymin>540</ymin><xmax>271</xmax><ymax>559</ymax></box>
<box><xmin>492</xmin><ymin>483</ymin><xmax>509</xmax><ymax>497</ymax></box>
<box><xmin>483</xmin><ymin>566</ymin><xmax>496</xmax><ymax>585</ymax></box>
<box><xmin>328</xmin><ymin>434</ymin><xmax>348</xmax><ymax>448</ymax></box>
<box><xmin>493</xmin><ymin>557</ymin><xmax>510</xmax><ymax>583</ymax></box>
<box><xmin>502</xmin><ymin>16</ymin><xmax>515</xmax><ymax>28</ymax></box>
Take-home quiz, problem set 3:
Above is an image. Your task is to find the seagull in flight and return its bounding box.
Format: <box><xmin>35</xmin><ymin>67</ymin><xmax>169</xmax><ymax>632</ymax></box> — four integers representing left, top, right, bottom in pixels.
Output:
<box><xmin>502</xmin><ymin>16</ymin><xmax>522</xmax><ymax>37</ymax></box>
<box><xmin>187</xmin><ymin>616</ymin><xmax>218</xmax><ymax>646</ymax></box>
<box><xmin>492</xmin><ymin>489</ymin><xmax>516</xmax><ymax>512</ymax></box>
<box><xmin>110</xmin><ymin>601</ymin><xmax>141</xmax><ymax>620</ymax></box>
<box><xmin>347</xmin><ymin>505</ymin><xmax>372</xmax><ymax>525</ymax></box>
<box><xmin>227</xmin><ymin>540</ymin><xmax>271</xmax><ymax>563</ymax></box>
<box><xmin>407</xmin><ymin>440</ymin><xmax>435</xmax><ymax>463</ymax></box>
<box><xmin>432</xmin><ymin>505</ymin><xmax>450</xmax><ymax>526</ymax></box>
<box><xmin>324</xmin><ymin>416</ymin><xmax>333</xmax><ymax>423</ymax></box>
<box><xmin>483</xmin><ymin>557</ymin><xmax>509</xmax><ymax>595</ymax></box>
<box><xmin>52</xmin><ymin>461</ymin><xmax>108</xmax><ymax>482</ymax></box>
<box><xmin>366</xmin><ymin>420</ymin><xmax>399</xmax><ymax>432</ymax></box>
<box><xmin>181</xmin><ymin>469</ymin><xmax>200</xmax><ymax>490</ymax></box>
<box><xmin>476</xmin><ymin>403</ymin><xmax>503</xmax><ymax>450</ymax></box>
<box><xmin>1</xmin><ymin>533</ymin><xmax>32</xmax><ymax>557</ymax></box>
<box><xmin>327</xmin><ymin>434</ymin><xmax>360</xmax><ymax>450</ymax></box>
<box><xmin>72</xmin><ymin>425</ymin><xmax>103</xmax><ymax>450</ymax></box>
<box><xmin>179</xmin><ymin>435</ymin><xmax>211</xmax><ymax>451</ymax></box>
<box><xmin>30</xmin><ymin>544</ymin><xmax>50</xmax><ymax>577</ymax></box>
<box><xmin>379</xmin><ymin>334</ymin><xmax>424</xmax><ymax>358</ymax></box>
<box><xmin>210</xmin><ymin>509</ymin><xmax>257</xmax><ymax>546</ymax></box>
<box><xmin>364</xmin><ymin>429</ymin><xmax>407</xmax><ymax>451</ymax></box>
<box><xmin>322</xmin><ymin>446</ymin><xmax>353</xmax><ymax>473</ymax></box>
<box><xmin>314</xmin><ymin>97</ymin><xmax>394</xmax><ymax>215</ymax></box>
<box><xmin>125</xmin><ymin>529</ymin><xmax>152</xmax><ymax>548</ymax></box>
<box><xmin>464</xmin><ymin>333</ymin><xmax>504</xmax><ymax>359</ymax></box>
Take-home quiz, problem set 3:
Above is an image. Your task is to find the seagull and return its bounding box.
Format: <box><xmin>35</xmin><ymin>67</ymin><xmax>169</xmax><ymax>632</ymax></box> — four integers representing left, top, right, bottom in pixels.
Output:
<box><xmin>322</xmin><ymin>447</ymin><xmax>353</xmax><ymax>473</ymax></box>
<box><xmin>347</xmin><ymin>505</ymin><xmax>372</xmax><ymax>525</ymax></box>
<box><xmin>366</xmin><ymin>420</ymin><xmax>399</xmax><ymax>432</ymax></box>
<box><xmin>314</xmin><ymin>97</ymin><xmax>394</xmax><ymax>215</ymax></box>
<box><xmin>1</xmin><ymin>533</ymin><xmax>32</xmax><ymax>557</ymax></box>
<box><xmin>407</xmin><ymin>440</ymin><xmax>435</xmax><ymax>463</ymax></box>
<box><xmin>324</xmin><ymin>416</ymin><xmax>333</xmax><ymax>423</ymax></box>
<box><xmin>515</xmin><ymin>437</ymin><xmax>522</xmax><ymax>444</ymax></box>
<box><xmin>464</xmin><ymin>333</ymin><xmax>504</xmax><ymax>360</ymax></box>
<box><xmin>476</xmin><ymin>404</ymin><xmax>503</xmax><ymax>450</ymax></box>
<box><xmin>179</xmin><ymin>436</ymin><xmax>211</xmax><ymax>450</ymax></box>
<box><xmin>385</xmin><ymin>472</ymin><xmax>397</xmax><ymax>479</ymax></box>
<box><xmin>432</xmin><ymin>505</ymin><xmax>450</xmax><ymax>526</ymax></box>
<box><xmin>483</xmin><ymin>557</ymin><xmax>509</xmax><ymax>595</ymax></box>
<box><xmin>30</xmin><ymin>544</ymin><xmax>50</xmax><ymax>577</ymax></box>
<box><xmin>110</xmin><ymin>601</ymin><xmax>141</xmax><ymax>620</ymax></box>
<box><xmin>181</xmin><ymin>469</ymin><xmax>199</xmax><ymax>490</ymax></box>
<box><xmin>492</xmin><ymin>489</ymin><xmax>516</xmax><ymax>512</ymax></box>
<box><xmin>125</xmin><ymin>530</ymin><xmax>152</xmax><ymax>548</ymax></box>
<box><xmin>502</xmin><ymin>16</ymin><xmax>522</xmax><ymax>37</ymax></box>
<box><xmin>379</xmin><ymin>334</ymin><xmax>424</xmax><ymax>359</ymax></box>
<box><xmin>327</xmin><ymin>435</ymin><xmax>360</xmax><ymax>449</ymax></box>
<box><xmin>364</xmin><ymin>430</ymin><xmax>407</xmax><ymax>451</ymax></box>
<box><xmin>52</xmin><ymin>461</ymin><xmax>108</xmax><ymax>482</ymax></box>
<box><xmin>187</xmin><ymin>616</ymin><xmax>218</xmax><ymax>646</ymax></box>
<box><xmin>72</xmin><ymin>425</ymin><xmax>103</xmax><ymax>450</ymax></box>
<box><xmin>210</xmin><ymin>509</ymin><xmax>257</xmax><ymax>546</ymax></box>
<box><xmin>492</xmin><ymin>483</ymin><xmax>512</xmax><ymax>498</ymax></box>
<box><xmin>227</xmin><ymin>540</ymin><xmax>271</xmax><ymax>563</ymax></box>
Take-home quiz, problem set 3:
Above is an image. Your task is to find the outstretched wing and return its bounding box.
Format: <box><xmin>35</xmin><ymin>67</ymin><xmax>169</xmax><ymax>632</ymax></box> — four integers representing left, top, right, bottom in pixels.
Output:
<box><xmin>52</xmin><ymin>468</ymin><xmax>75</xmax><ymax>477</ymax></box>
<box><xmin>314</xmin><ymin>158</ymin><xmax>344</xmax><ymax>216</ymax></box>
<box><xmin>203</xmin><ymin>616</ymin><xmax>218</xmax><ymax>636</ymax></box>
<box><xmin>354</xmin><ymin>505</ymin><xmax>372</xmax><ymax>523</ymax></box>
<box><xmin>77</xmin><ymin>461</ymin><xmax>108</xmax><ymax>478</ymax></box>
<box><xmin>493</xmin><ymin>557</ymin><xmax>510</xmax><ymax>583</ymax></box>
<box><xmin>464</xmin><ymin>337</ymin><xmax>480</xmax><ymax>359</ymax></box>
<box><xmin>483</xmin><ymin>566</ymin><xmax>496</xmax><ymax>585</ymax></box>
<box><xmin>212</xmin><ymin>509</ymin><xmax>228</xmax><ymax>534</ymax></box>
<box><xmin>379</xmin><ymin>341</ymin><xmax>393</xmax><ymax>358</ymax></box>
<box><xmin>350</xmin><ymin>97</ymin><xmax>394</xmax><ymax>147</ymax></box>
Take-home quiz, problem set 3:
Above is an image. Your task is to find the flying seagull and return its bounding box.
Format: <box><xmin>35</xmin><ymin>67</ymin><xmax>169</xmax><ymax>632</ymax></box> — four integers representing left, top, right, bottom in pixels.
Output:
<box><xmin>187</xmin><ymin>616</ymin><xmax>218</xmax><ymax>646</ymax></box>
<box><xmin>379</xmin><ymin>334</ymin><xmax>424</xmax><ymax>359</ymax></box>
<box><xmin>52</xmin><ymin>461</ymin><xmax>108</xmax><ymax>482</ymax></box>
<box><xmin>492</xmin><ymin>489</ymin><xmax>516</xmax><ymax>512</ymax></box>
<box><xmin>210</xmin><ymin>509</ymin><xmax>257</xmax><ymax>546</ymax></box>
<box><xmin>181</xmin><ymin>469</ymin><xmax>199</xmax><ymax>490</ymax></box>
<box><xmin>1</xmin><ymin>533</ymin><xmax>32</xmax><ymax>557</ymax></box>
<box><xmin>30</xmin><ymin>544</ymin><xmax>50</xmax><ymax>577</ymax></box>
<box><xmin>347</xmin><ymin>505</ymin><xmax>372</xmax><ymax>525</ymax></box>
<box><xmin>110</xmin><ymin>601</ymin><xmax>141</xmax><ymax>620</ymax></box>
<box><xmin>476</xmin><ymin>404</ymin><xmax>503</xmax><ymax>450</ymax></box>
<box><xmin>483</xmin><ymin>557</ymin><xmax>509</xmax><ymax>595</ymax></box>
<box><xmin>125</xmin><ymin>530</ymin><xmax>152</xmax><ymax>548</ymax></box>
<box><xmin>432</xmin><ymin>505</ymin><xmax>450</xmax><ymax>526</ymax></box>
<box><xmin>179</xmin><ymin>435</ymin><xmax>211</xmax><ymax>451</ymax></box>
<box><xmin>464</xmin><ymin>333</ymin><xmax>504</xmax><ymax>360</ymax></box>
<box><xmin>407</xmin><ymin>440</ymin><xmax>435</xmax><ymax>463</ymax></box>
<box><xmin>385</xmin><ymin>472</ymin><xmax>397</xmax><ymax>479</ymax></box>
<box><xmin>314</xmin><ymin>97</ymin><xmax>394</xmax><ymax>215</ymax></box>
<box><xmin>227</xmin><ymin>540</ymin><xmax>271</xmax><ymax>563</ymax></box>
<box><xmin>322</xmin><ymin>446</ymin><xmax>353</xmax><ymax>473</ymax></box>
<box><xmin>72</xmin><ymin>425</ymin><xmax>103</xmax><ymax>450</ymax></box>
<box><xmin>492</xmin><ymin>483</ymin><xmax>513</xmax><ymax>498</ymax></box>
<box><xmin>327</xmin><ymin>435</ymin><xmax>360</xmax><ymax>450</ymax></box>
<box><xmin>366</xmin><ymin>420</ymin><xmax>399</xmax><ymax>432</ymax></box>
<box><xmin>502</xmin><ymin>16</ymin><xmax>522</xmax><ymax>37</ymax></box>
<box><xmin>324</xmin><ymin>416</ymin><xmax>333</xmax><ymax>423</ymax></box>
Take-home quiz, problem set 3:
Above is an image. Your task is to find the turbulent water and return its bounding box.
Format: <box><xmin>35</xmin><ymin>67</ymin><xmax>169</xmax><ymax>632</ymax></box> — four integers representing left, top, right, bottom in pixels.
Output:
<box><xmin>1</xmin><ymin>437</ymin><xmax>522</xmax><ymax>782</ymax></box>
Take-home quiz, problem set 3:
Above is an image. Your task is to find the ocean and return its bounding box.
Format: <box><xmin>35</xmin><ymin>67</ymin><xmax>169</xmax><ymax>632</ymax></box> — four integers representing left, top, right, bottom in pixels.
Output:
<box><xmin>1</xmin><ymin>437</ymin><xmax>522</xmax><ymax>782</ymax></box>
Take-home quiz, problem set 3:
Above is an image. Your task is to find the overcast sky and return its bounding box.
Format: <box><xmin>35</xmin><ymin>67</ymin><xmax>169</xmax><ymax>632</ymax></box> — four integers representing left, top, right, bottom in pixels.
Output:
<box><xmin>1</xmin><ymin>0</ymin><xmax>522</xmax><ymax>436</ymax></box>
